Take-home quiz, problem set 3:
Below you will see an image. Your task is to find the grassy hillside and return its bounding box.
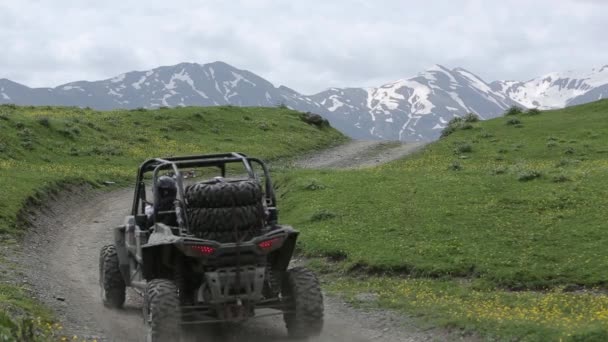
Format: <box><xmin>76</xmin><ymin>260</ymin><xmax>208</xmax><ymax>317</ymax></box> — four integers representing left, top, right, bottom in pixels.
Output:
<box><xmin>0</xmin><ymin>104</ymin><xmax>345</xmax><ymax>339</ymax></box>
<box><xmin>277</xmin><ymin>100</ymin><xmax>608</xmax><ymax>341</ymax></box>
<box><xmin>0</xmin><ymin>104</ymin><xmax>345</xmax><ymax>237</ymax></box>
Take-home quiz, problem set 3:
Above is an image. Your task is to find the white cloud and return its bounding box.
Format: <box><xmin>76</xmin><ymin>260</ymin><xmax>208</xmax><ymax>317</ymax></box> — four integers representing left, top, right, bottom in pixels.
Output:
<box><xmin>0</xmin><ymin>0</ymin><xmax>607</xmax><ymax>94</ymax></box>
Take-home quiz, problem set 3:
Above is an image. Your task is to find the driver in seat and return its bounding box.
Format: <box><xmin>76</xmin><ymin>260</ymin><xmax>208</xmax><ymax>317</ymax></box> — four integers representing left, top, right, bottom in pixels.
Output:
<box><xmin>145</xmin><ymin>175</ymin><xmax>178</xmax><ymax>227</ymax></box>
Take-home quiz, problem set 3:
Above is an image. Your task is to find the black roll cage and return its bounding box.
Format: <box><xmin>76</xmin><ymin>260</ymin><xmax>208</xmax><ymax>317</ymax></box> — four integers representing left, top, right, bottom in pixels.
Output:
<box><xmin>131</xmin><ymin>152</ymin><xmax>278</xmax><ymax>230</ymax></box>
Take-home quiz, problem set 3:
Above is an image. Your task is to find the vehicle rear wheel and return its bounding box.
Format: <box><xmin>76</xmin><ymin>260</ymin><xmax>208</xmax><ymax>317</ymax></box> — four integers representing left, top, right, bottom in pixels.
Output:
<box><xmin>99</xmin><ymin>244</ymin><xmax>126</xmax><ymax>308</ymax></box>
<box><xmin>143</xmin><ymin>279</ymin><xmax>180</xmax><ymax>342</ymax></box>
<box><xmin>282</xmin><ymin>267</ymin><xmax>324</xmax><ymax>338</ymax></box>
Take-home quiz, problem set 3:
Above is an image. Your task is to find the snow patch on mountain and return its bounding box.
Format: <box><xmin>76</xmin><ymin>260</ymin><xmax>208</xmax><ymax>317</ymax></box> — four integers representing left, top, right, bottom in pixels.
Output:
<box><xmin>402</xmin><ymin>80</ymin><xmax>434</xmax><ymax>114</ymax></box>
<box><xmin>111</xmin><ymin>74</ymin><xmax>126</xmax><ymax>83</ymax></box>
<box><xmin>327</xmin><ymin>96</ymin><xmax>345</xmax><ymax>111</ymax></box>
<box><xmin>62</xmin><ymin>85</ymin><xmax>84</xmax><ymax>91</ymax></box>
<box><xmin>132</xmin><ymin>76</ymin><xmax>147</xmax><ymax>90</ymax></box>
<box><xmin>107</xmin><ymin>88</ymin><xmax>122</xmax><ymax>97</ymax></box>
<box><xmin>229</xmin><ymin>71</ymin><xmax>256</xmax><ymax>88</ymax></box>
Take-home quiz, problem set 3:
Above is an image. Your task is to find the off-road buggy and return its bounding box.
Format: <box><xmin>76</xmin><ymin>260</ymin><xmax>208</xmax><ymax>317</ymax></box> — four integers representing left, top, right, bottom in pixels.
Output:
<box><xmin>99</xmin><ymin>153</ymin><xmax>324</xmax><ymax>341</ymax></box>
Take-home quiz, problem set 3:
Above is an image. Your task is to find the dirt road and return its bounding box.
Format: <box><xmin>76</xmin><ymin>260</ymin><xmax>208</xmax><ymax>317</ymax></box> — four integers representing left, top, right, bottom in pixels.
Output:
<box><xmin>19</xmin><ymin>140</ymin><xmax>435</xmax><ymax>342</ymax></box>
<box><xmin>295</xmin><ymin>140</ymin><xmax>425</xmax><ymax>169</ymax></box>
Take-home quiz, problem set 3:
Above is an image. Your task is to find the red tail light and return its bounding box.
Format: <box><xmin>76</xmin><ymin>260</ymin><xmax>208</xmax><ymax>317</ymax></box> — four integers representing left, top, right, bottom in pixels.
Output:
<box><xmin>190</xmin><ymin>245</ymin><xmax>216</xmax><ymax>256</ymax></box>
<box><xmin>258</xmin><ymin>237</ymin><xmax>282</xmax><ymax>251</ymax></box>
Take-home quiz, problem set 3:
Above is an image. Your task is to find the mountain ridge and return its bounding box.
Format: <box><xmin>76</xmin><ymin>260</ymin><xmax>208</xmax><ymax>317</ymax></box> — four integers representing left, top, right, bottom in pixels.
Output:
<box><xmin>2</xmin><ymin>62</ymin><xmax>607</xmax><ymax>141</ymax></box>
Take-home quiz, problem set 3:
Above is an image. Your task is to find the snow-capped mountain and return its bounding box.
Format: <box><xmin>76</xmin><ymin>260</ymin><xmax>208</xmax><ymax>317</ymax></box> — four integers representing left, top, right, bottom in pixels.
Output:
<box><xmin>1</xmin><ymin>62</ymin><xmax>607</xmax><ymax>141</ymax></box>
<box><xmin>490</xmin><ymin>65</ymin><xmax>608</xmax><ymax>109</ymax></box>
<box><xmin>1</xmin><ymin>62</ymin><xmax>307</xmax><ymax>110</ymax></box>
<box><xmin>310</xmin><ymin>65</ymin><xmax>522</xmax><ymax>141</ymax></box>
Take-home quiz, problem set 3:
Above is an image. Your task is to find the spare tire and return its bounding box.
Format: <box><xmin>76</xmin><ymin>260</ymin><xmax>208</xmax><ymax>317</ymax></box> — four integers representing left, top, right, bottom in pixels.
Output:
<box><xmin>187</xmin><ymin>205</ymin><xmax>264</xmax><ymax>233</ymax></box>
<box><xmin>185</xmin><ymin>179</ymin><xmax>262</xmax><ymax>208</ymax></box>
<box><xmin>185</xmin><ymin>178</ymin><xmax>265</xmax><ymax>242</ymax></box>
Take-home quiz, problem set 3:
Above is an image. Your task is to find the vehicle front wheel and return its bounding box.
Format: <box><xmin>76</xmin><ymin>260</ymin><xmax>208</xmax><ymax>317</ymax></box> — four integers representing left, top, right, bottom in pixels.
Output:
<box><xmin>282</xmin><ymin>267</ymin><xmax>324</xmax><ymax>338</ymax></box>
<box><xmin>99</xmin><ymin>244</ymin><xmax>126</xmax><ymax>308</ymax></box>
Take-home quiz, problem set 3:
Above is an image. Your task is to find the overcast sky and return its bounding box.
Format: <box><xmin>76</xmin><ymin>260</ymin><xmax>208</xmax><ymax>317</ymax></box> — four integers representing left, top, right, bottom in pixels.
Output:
<box><xmin>1</xmin><ymin>0</ymin><xmax>607</xmax><ymax>94</ymax></box>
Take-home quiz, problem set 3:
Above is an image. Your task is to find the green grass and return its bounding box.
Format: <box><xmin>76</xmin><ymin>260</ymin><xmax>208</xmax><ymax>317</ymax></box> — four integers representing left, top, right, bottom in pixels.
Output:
<box><xmin>0</xmin><ymin>104</ymin><xmax>346</xmax><ymax>338</ymax></box>
<box><xmin>276</xmin><ymin>100</ymin><xmax>608</xmax><ymax>340</ymax></box>
<box><xmin>325</xmin><ymin>273</ymin><xmax>608</xmax><ymax>342</ymax></box>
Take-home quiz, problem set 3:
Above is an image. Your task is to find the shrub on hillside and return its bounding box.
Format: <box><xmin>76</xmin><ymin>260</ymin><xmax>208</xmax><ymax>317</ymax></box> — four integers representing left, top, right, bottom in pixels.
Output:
<box><xmin>448</xmin><ymin>117</ymin><xmax>464</xmax><ymax>125</ymax></box>
<box><xmin>440</xmin><ymin>117</ymin><xmax>474</xmax><ymax>138</ymax></box>
<box><xmin>492</xmin><ymin>166</ymin><xmax>507</xmax><ymax>175</ymax></box>
<box><xmin>526</xmin><ymin>108</ymin><xmax>541</xmax><ymax>115</ymax></box>
<box><xmin>440</xmin><ymin>125</ymin><xmax>457</xmax><ymax>138</ymax></box>
<box><xmin>506</xmin><ymin>118</ymin><xmax>521</xmax><ymax>126</ymax></box>
<box><xmin>299</xmin><ymin>112</ymin><xmax>329</xmax><ymax>128</ymax></box>
<box><xmin>454</xmin><ymin>143</ymin><xmax>473</xmax><ymax>154</ymax></box>
<box><xmin>17</xmin><ymin>128</ymin><xmax>32</xmax><ymax>137</ymax></box>
<box><xmin>21</xmin><ymin>141</ymin><xmax>34</xmax><ymax>150</ymax></box>
<box><xmin>37</xmin><ymin>117</ymin><xmax>51</xmax><ymax>128</ymax></box>
<box><xmin>304</xmin><ymin>179</ymin><xmax>326</xmax><ymax>191</ymax></box>
<box><xmin>504</xmin><ymin>106</ymin><xmax>523</xmax><ymax>116</ymax></box>
<box><xmin>58</xmin><ymin>128</ymin><xmax>74</xmax><ymax>139</ymax></box>
<box><xmin>310</xmin><ymin>209</ymin><xmax>336</xmax><ymax>222</ymax></box>
<box><xmin>460</xmin><ymin>123</ymin><xmax>474</xmax><ymax>130</ymax></box>
<box><xmin>552</xmin><ymin>174</ymin><xmax>571</xmax><ymax>183</ymax></box>
<box><xmin>86</xmin><ymin>121</ymin><xmax>103</xmax><ymax>131</ymax></box>
<box><xmin>517</xmin><ymin>170</ymin><xmax>542</xmax><ymax>181</ymax></box>
<box><xmin>512</xmin><ymin>144</ymin><xmax>524</xmax><ymax>151</ymax></box>
<box><xmin>463</xmin><ymin>112</ymin><xmax>480</xmax><ymax>122</ymax></box>
<box><xmin>448</xmin><ymin>161</ymin><xmax>462</xmax><ymax>171</ymax></box>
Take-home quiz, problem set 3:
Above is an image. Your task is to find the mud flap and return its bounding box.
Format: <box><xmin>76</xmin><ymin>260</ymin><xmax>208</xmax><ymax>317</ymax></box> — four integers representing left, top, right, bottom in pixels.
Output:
<box><xmin>113</xmin><ymin>225</ymin><xmax>130</xmax><ymax>284</ymax></box>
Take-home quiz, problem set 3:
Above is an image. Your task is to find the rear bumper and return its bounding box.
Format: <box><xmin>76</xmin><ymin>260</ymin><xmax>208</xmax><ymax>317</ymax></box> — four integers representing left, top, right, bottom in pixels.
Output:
<box><xmin>200</xmin><ymin>265</ymin><xmax>266</xmax><ymax>304</ymax></box>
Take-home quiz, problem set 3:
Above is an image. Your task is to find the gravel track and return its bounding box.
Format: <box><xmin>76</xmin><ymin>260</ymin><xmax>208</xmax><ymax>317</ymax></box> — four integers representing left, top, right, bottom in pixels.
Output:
<box><xmin>295</xmin><ymin>140</ymin><xmax>425</xmax><ymax>169</ymax></box>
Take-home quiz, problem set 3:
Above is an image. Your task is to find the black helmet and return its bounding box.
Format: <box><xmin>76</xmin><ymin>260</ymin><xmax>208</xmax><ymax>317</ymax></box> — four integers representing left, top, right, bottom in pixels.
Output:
<box><xmin>155</xmin><ymin>175</ymin><xmax>177</xmax><ymax>210</ymax></box>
